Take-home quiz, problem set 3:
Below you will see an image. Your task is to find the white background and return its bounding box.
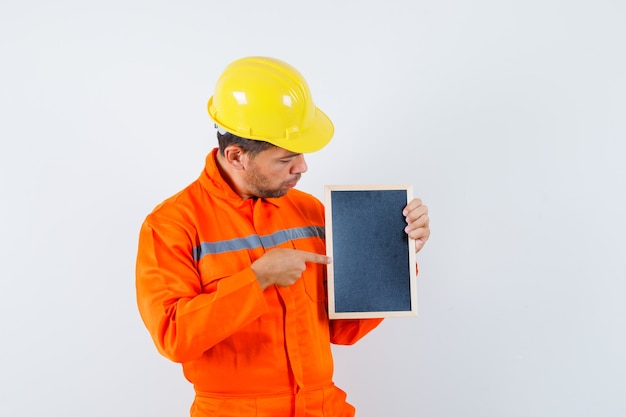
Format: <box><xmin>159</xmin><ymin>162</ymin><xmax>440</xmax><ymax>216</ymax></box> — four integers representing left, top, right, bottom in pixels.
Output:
<box><xmin>1</xmin><ymin>1</ymin><xmax>625</xmax><ymax>416</ymax></box>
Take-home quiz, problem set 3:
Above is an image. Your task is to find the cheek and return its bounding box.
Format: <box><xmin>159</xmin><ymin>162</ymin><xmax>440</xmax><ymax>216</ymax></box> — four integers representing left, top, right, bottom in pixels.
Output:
<box><xmin>268</xmin><ymin>165</ymin><xmax>291</xmax><ymax>178</ymax></box>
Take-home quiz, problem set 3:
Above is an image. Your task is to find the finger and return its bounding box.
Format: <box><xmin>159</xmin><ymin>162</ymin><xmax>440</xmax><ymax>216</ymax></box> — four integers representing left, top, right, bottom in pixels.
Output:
<box><xmin>407</xmin><ymin>226</ymin><xmax>430</xmax><ymax>242</ymax></box>
<box><xmin>405</xmin><ymin>214</ymin><xmax>429</xmax><ymax>231</ymax></box>
<box><xmin>297</xmin><ymin>250</ymin><xmax>332</xmax><ymax>265</ymax></box>
<box><xmin>405</xmin><ymin>205</ymin><xmax>428</xmax><ymax>224</ymax></box>
<box><xmin>402</xmin><ymin>198</ymin><xmax>423</xmax><ymax>216</ymax></box>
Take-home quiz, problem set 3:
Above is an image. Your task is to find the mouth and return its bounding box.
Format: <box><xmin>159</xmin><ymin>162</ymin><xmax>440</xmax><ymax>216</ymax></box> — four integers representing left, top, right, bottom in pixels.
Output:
<box><xmin>284</xmin><ymin>175</ymin><xmax>301</xmax><ymax>188</ymax></box>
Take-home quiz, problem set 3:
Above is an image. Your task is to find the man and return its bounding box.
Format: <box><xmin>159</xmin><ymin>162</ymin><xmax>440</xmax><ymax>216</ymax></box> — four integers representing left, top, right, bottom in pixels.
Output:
<box><xmin>136</xmin><ymin>56</ymin><xmax>430</xmax><ymax>417</ymax></box>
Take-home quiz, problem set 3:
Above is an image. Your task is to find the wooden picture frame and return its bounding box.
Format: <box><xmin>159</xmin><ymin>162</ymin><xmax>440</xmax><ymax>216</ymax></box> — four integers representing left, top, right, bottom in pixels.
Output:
<box><xmin>324</xmin><ymin>184</ymin><xmax>418</xmax><ymax>319</ymax></box>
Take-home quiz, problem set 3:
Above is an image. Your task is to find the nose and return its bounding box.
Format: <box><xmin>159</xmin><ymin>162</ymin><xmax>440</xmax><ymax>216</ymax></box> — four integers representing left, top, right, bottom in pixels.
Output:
<box><xmin>291</xmin><ymin>154</ymin><xmax>308</xmax><ymax>174</ymax></box>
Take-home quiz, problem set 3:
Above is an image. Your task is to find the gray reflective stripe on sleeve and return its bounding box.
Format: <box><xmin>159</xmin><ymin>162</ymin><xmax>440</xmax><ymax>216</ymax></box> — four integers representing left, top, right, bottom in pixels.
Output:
<box><xmin>193</xmin><ymin>225</ymin><xmax>325</xmax><ymax>262</ymax></box>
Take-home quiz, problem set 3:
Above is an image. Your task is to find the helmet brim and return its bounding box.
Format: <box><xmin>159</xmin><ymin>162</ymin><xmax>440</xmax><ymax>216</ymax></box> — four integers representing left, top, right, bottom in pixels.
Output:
<box><xmin>266</xmin><ymin>107</ymin><xmax>334</xmax><ymax>154</ymax></box>
<box><xmin>210</xmin><ymin>101</ymin><xmax>334</xmax><ymax>154</ymax></box>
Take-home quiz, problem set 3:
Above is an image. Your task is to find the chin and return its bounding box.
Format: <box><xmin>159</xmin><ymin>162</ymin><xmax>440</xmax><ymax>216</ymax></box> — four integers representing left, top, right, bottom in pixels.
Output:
<box><xmin>257</xmin><ymin>189</ymin><xmax>289</xmax><ymax>199</ymax></box>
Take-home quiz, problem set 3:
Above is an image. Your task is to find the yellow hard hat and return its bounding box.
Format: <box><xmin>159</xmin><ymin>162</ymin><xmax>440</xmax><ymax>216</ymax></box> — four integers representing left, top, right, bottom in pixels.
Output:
<box><xmin>207</xmin><ymin>56</ymin><xmax>334</xmax><ymax>153</ymax></box>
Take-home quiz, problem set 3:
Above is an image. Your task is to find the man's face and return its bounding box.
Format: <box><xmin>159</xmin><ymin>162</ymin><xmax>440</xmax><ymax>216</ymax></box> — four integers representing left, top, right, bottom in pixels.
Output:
<box><xmin>244</xmin><ymin>147</ymin><xmax>308</xmax><ymax>199</ymax></box>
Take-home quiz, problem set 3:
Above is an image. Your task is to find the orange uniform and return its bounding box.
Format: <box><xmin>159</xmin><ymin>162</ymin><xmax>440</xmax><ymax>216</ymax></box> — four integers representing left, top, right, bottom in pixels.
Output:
<box><xmin>136</xmin><ymin>149</ymin><xmax>383</xmax><ymax>416</ymax></box>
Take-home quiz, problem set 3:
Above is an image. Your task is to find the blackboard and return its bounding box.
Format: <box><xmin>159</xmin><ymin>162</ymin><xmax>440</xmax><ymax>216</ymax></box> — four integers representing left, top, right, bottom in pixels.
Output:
<box><xmin>324</xmin><ymin>185</ymin><xmax>418</xmax><ymax>319</ymax></box>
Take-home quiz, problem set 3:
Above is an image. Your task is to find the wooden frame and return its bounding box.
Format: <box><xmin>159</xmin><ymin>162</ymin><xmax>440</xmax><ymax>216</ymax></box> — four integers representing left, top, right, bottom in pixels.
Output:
<box><xmin>324</xmin><ymin>184</ymin><xmax>418</xmax><ymax>319</ymax></box>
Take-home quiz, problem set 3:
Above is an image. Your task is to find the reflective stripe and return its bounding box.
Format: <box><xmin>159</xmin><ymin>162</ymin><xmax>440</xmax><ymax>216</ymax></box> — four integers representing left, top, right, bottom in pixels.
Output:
<box><xmin>193</xmin><ymin>226</ymin><xmax>325</xmax><ymax>262</ymax></box>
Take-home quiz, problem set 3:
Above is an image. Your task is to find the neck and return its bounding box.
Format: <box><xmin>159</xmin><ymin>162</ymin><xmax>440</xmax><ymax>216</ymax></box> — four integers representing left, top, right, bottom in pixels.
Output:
<box><xmin>215</xmin><ymin>151</ymin><xmax>250</xmax><ymax>199</ymax></box>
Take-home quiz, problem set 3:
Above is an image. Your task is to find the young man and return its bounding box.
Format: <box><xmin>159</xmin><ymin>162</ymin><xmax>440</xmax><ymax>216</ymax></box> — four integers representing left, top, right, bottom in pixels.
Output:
<box><xmin>136</xmin><ymin>57</ymin><xmax>430</xmax><ymax>417</ymax></box>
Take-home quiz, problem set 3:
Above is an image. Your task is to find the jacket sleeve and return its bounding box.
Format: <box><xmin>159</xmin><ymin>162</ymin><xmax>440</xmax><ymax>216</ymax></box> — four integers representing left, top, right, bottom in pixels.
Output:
<box><xmin>329</xmin><ymin>318</ymin><xmax>384</xmax><ymax>345</ymax></box>
<box><xmin>135</xmin><ymin>218</ymin><xmax>269</xmax><ymax>363</ymax></box>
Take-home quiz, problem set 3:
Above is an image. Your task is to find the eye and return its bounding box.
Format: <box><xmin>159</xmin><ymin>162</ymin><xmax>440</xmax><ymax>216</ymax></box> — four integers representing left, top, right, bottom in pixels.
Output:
<box><xmin>276</xmin><ymin>153</ymin><xmax>300</xmax><ymax>164</ymax></box>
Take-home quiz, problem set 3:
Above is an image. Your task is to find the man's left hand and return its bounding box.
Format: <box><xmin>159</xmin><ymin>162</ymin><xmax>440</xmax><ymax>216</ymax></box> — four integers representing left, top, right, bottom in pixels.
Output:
<box><xmin>403</xmin><ymin>198</ymin><xmax>430</xmax><ymax>253</ymax></box>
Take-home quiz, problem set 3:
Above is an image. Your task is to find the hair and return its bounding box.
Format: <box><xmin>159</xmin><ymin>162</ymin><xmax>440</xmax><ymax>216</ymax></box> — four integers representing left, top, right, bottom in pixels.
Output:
<box><xmin>217</xmin><ymin>131</ymin><xmax>275</xmax><ymax>157</ymax></box>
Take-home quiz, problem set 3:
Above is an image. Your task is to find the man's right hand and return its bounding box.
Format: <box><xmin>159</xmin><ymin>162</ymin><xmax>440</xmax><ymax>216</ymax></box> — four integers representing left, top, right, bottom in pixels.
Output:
<box><xmin>251</xmin><ymin>248</ymin><xmax>332</xmax><ymax>290</ymax></box>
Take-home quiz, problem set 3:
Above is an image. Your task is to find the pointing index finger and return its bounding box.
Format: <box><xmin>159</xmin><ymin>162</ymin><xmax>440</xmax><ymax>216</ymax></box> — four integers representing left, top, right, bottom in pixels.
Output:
<box><xmin>298</xmin><ymin>249</ymin><xmax>332</xmax><ymax>265</ymax></box>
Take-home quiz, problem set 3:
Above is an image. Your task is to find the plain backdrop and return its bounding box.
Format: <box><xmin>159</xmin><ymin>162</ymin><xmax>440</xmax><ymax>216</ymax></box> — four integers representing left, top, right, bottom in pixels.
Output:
<box><xmin>1</xmin><ymin>1</ymin><xmax>625</xmax><ymax>416</ymax></box>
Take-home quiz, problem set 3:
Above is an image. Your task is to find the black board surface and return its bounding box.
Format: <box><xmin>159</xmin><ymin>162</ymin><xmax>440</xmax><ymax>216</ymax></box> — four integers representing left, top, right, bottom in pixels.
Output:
<box><xmin>325</xmin><ymin>185</ymin><xmax>417</xmax><ymax>318</ymax></box>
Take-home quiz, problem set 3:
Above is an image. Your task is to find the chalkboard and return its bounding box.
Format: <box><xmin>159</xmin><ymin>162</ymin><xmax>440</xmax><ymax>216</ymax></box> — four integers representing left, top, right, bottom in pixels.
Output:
<box><xmin>324</xmin><ymin>185</ymin><xmax>418</xmax><ymax>319</ymax></box>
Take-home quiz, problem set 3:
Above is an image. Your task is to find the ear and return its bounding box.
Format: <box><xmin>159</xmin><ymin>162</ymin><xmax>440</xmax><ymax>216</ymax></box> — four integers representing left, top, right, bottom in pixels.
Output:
<box><xmin>223</xmin><ymin>145</ymin><xmax>247</xmax><ymax>170</ymax></box>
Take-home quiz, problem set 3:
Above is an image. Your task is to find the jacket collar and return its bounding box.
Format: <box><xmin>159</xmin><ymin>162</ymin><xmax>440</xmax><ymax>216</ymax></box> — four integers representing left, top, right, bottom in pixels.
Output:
<box><xmin>198</xmin><ymin>148</ymin><xmax>283</xmax><ymax>207</ymax></box>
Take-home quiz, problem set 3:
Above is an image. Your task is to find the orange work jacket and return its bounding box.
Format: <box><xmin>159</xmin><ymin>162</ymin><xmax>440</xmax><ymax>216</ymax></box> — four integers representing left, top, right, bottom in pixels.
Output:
<box><xmin>136</xmin><ymin>149</ymin><xmax>383</xmax><ymax>404</ymax></box>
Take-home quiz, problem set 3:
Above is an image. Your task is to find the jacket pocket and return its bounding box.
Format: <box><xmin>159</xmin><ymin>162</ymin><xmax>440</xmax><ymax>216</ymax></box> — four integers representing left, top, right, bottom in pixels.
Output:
<box><xmin>291</xmin><ymin>238</ymin><xmax>327</xmax><ymax>303</ymax></box>
<box><xmin>190</xmin><ymin>395</ymin><xmax>225</xmax><ymax>417</ymax></box>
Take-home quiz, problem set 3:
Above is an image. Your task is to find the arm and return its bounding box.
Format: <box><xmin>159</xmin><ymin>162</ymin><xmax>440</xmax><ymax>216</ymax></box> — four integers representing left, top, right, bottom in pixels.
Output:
<box><xmin>135</xmin><ymin>220</ymin><xmax>268</xmax><ymax>363</ymax></box>
<box><xmin>329</xmin><ymin>317</ymin><xmax>384</xmax><ymax>345</ymax></box>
